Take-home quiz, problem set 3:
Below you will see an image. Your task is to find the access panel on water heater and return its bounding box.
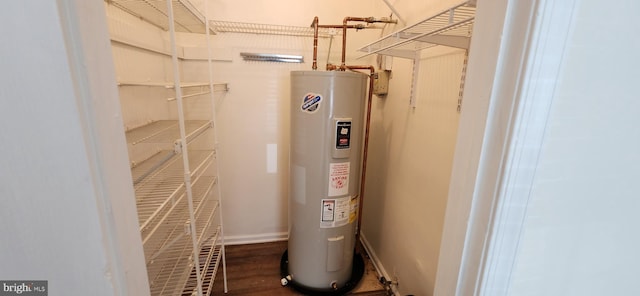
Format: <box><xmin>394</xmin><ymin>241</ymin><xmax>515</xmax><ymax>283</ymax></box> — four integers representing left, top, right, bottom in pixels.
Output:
<box><xmin>332</xmin><ymin>119</ymin><xmax>352</xmax><ymax>159</ymax></box>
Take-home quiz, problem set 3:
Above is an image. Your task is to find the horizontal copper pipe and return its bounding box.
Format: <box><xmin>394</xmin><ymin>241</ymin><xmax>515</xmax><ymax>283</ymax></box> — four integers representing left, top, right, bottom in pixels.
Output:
<box><xmin>341</xmin><ymin>17</ymin><xmax>396</xmax><ymax>68</ymax></box>
<box><xmin>312</xmin><ymin>16</ymin><xmax>395</xmax><ymax>71</ymax></box>
<box><xmin>317</xmin><ymin>24</ymin><xmax>365</xmax><ymax>29</ymax></box>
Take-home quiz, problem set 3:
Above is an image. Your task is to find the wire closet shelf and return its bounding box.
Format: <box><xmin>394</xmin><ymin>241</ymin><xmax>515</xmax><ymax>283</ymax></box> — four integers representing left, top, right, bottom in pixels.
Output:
<box><xmin>107</xmin><ymin>0</ymin><xmax>213</xmax><ymax>33</ymax></box>
<box><xmin>209</xmin><ymin>20</ymin><xmax>340</xmax><ymax>38</ymax></box>
<box><xmin>358</xmin><ymin>0</ymin><xmax>475</xmax><ymax>59</ymax></box>
<box><xmin>125</xmin><ymin>120</ymin><xmax>212</xmax><ymax>145</ymax></box>
<box><xmin>108</xmin><ymin>0</ymin><xmax>228</xmax><ymax>294</ymax></box>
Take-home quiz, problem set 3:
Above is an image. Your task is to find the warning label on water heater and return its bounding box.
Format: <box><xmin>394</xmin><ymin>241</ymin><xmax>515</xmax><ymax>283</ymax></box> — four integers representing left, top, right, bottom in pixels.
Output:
<box><xmin>349</xmin><ymin>195</ymin><xmax>359</xmax><ymax>224</ymax></box>
<box><xmin>328</xmin><ymin>162</ymin><xmax>350</xmax><ymax>197</ymax></box>
<box><xmin>321</xmin><ymin>196</ymin><xmax>351</xmax><ymax>228</ymax></box>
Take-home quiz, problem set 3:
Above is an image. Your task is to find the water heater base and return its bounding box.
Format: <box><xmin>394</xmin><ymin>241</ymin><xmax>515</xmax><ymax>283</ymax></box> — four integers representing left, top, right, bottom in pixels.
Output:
<box><xmin>280</xmin><ymin>249</ymin><xmax>365</xmax><ymax>296</ymax></box>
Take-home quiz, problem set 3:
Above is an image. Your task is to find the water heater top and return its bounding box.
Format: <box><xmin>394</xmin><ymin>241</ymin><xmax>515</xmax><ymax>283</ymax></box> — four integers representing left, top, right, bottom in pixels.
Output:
<box><xmin>291</xmin><ymin>70</ymin><xmax>367</xmax><ymax>79</ymax></box>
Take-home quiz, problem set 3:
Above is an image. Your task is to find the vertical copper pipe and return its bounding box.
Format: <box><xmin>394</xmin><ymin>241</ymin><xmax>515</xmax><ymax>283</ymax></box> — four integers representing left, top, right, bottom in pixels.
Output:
<box><xmin>315</xmin><ymin>16</ymin><xmax>394</xmax><ymax>70</ymax></box>
<box><xmin>341</xmin><ymin>18</ymin><xmax>348</xmax><ymax>69</ymax></box>
<box><xmin>343</xmin><ymin>65</ymin><xmax>375</xmax><ymax>242</ymax></box>
<box><xmin>312</xmin><ymin>16</ymin><xmax>319</xmax><ymax>70</ymax></box>
<box><xmin>341</xmin><ymin>17</ymin><xmax>374</xmax><ymax>69</ymax></box>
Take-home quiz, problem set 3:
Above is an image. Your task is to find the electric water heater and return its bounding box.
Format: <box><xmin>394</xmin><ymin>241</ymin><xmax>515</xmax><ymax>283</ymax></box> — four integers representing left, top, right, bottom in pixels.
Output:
<box><xmin>288</xmin><ymin>70</ymin><xmax>367</xmax><ymax>291</ymax></box>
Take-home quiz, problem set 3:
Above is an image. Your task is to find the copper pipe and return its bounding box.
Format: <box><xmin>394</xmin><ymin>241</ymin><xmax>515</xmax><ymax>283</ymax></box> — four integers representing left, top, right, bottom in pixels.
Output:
<box><xmin>341</xmin><ymin>19</ymin><xmax>347</xmax><ymax>69</ymax></box>
<box><xmin>348</xmin><ymin>65</ymin><xmax>375</xmax><ymax>242</ymax></box>
<box><xmin>317</xmin><ymin>24</ymin><xmax>364</xmax><ymax>29</ymax></box>
<box><xmin>327</xmin><ymin>63</ymin><xmax>375</xmax><ymax>241</ymax></box>
<box><xmin>342</xmin><ymin>17</ymin><xmax>374</xmax><ymax>69</ymax></box>
<box><xmin>346</xmin><ymin>65</ymin><xmax>374</xmax><ymax>72</ymax></box>
<box><xmin>312</xmin><ymin>16</ymin><xmax>395</xmax><ymax>71</ymax></box>
<box><xmin>322</xmin><ymin>24</ymin><xmax>363</xmax><ymax>71</ymax></box>
<box><xmin>312</xmin><ymin>16</ymin><xmax>319</xmax><ymax>70</ymax></box>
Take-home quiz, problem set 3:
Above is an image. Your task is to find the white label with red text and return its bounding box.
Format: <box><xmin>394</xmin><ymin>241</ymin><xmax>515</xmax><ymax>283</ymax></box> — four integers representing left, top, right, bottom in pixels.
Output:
<box><xmin>328</xmin><ymin>162</ymin><xmax>350</xmax><ymax>197</ymax></box>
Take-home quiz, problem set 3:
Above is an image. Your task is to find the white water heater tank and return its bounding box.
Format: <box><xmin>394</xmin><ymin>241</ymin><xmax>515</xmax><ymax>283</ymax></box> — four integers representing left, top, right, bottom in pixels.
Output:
<box><xmin>288</xmin><ymin>70</ymin><xmax>367</xmax><ymax>290</ymax></box>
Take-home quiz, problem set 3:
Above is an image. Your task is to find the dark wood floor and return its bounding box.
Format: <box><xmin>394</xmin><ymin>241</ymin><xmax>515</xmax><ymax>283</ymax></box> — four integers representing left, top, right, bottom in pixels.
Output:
<box><xmin>212</xmin><ymin>241</ymin><xmax>388</xmax><ymax>295</ymax></box>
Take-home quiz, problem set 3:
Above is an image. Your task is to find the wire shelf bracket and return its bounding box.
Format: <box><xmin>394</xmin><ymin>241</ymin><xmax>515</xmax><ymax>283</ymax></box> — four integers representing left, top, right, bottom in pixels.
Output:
<box><xmin>357</xmin><ymin>0</ymin><xmax>476</xmax><ymax>108</ymax></box>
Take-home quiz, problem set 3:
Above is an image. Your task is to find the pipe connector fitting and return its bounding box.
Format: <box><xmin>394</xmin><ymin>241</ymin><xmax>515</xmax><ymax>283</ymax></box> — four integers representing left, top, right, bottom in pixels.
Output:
<box><xmin>281</xmin><ymin>275</ymin><xmax>292</xmax><ymax>286</ymax></box>
<box><xmin>374</xmin><ymin>16</ymin><xmax>398</xmax><ymax>24</ymax></box>
<box><xmin>330</xmin><ymin>281</ymin><xmax>338</xmax><ymax>290</ymax></box>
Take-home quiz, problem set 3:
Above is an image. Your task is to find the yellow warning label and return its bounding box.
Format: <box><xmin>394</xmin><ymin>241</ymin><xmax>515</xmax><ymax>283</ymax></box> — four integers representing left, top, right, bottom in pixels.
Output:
<box><xmin>349</xmin><ymin>195</ymin><xmax>359</xmax><ymax>223</ymax></box>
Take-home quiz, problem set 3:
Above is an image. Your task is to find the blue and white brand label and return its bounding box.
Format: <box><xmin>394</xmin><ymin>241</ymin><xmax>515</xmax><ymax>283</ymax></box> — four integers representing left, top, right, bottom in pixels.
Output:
<box><xmin>301</xmin><ymin>93</ymin><xmax>322</xmax><ymax>113</ymax></box>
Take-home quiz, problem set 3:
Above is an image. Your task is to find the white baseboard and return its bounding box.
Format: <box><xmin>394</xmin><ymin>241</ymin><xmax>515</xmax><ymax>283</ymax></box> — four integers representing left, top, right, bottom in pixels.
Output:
<box><xmin>360</xmin><ymin>233</ymin><xmax>399</xmax><ymax>296</ymax></box>
<box><xmin>223</xmin><ymin>232</ymin><xmax>288</xmax><ymax>246</ymax></box>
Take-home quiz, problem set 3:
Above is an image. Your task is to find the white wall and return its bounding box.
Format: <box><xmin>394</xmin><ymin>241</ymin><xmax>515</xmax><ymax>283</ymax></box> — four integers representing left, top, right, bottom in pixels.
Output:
<box><xmin>362</xmin><ymin>50</ymin><xmax>464</xmax><ymax>295</ymax></box>
<box><xmin>0</xmin><ymin>1</ymin><xmax>148</xmax><ymax>295</ymax></box>
<box><xmin>205</xmin><ymin>33</ymin><xmax>307</xmax><ymax>243</ymax></box>
<box><xmin>505</xmin><ymin>0</ymin><xmax>640</xmax><ymax>294</ymax></box>
<box><xmin>198</xmin><ymin>0</ymin><xmax>376</xmax><ymax>28</ymax></box>
<box><xmin>361</xmin><ymin>1</ymin><xmax>465</xmax><ymax>295</ymax></box>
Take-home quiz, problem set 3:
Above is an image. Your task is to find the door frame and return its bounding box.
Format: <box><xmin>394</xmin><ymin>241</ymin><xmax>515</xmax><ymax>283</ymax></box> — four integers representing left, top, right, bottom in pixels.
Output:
<box><xmin>434</xmin><ymin>0</ymin><xmax>579</xmax><ymax>295</ymax></box>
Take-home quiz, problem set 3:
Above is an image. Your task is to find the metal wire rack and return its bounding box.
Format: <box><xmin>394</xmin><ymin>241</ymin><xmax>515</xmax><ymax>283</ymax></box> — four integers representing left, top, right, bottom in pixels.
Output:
<box><xmin>357</xmin><ymin>0</ymin><xmax>475</xmax><ymax>108</ymax></box>
<box><xmin>136</xmin><ymin>150</ymin><xmax>214</xmax><ymax>233</ymax></box>
<box><xmin>358</xmin><ymin>0</ymin><xmax>475</xmax><ymax>58</ymax></box>
<box><xmin>181</xmin><ymin>234</ymin><xmax>222</xmax><ymax>296</ymax></box>
<box><xmin>140</xmin><ymin>174</ymin><xmax>216</xmax><ymax>263</ymax></box>
<box><xmin>131</xmin><ymin>150</ymin><xmax>176</xmax><ymax>184</ymax></box>
<box><xmin>195</xmin><ymin>199</ymin><xmax>218</xmax><ymax>246</ymax></box>
<box><xmin>209</xmin><ymin>20</ymin><xmax>339</xmax><ymax>38</ymax></box>
<box><xmin>137</xmin><ymin>155</ymin><xmax>217</xmax><ymax>296</ymax></box>
<box><xmin>125</xmin><ymin>120</ymin><xmax>212</xmax><ymax>145</ymax></box>
<box><xmin>107</xmin><ymin>0</ymin><xmax>211</xmax><ymax>33</ymax></box>
<box><xmin>109</xmin><ymin>1</ymin><xmax>226</xmax><ymax>294</ymax></box>
<box><xmin>146</xmin><ymin>232</ymin><xmax>193</xmax><ymax>295</ymax></box>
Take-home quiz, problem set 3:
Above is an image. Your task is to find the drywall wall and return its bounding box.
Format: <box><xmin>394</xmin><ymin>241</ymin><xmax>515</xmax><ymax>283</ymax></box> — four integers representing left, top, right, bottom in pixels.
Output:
<box><xmin>199</xmin><ymin>0</ymin><xmax>383</xmax><ymax>64</ymax></box>
<box><xmin>200</xmin><ymin>33</ymin><xmax>307</xmax><ymax>243</ymax></box>
<box><xmin>106</xmin><ymin>3</ymin><xmax>175</xmax><ymax>128</ymax></box>
<box><xmin>0</xmin><ymin>1</ymin><xmax>148</xmax><ymax>295</ymax></box>
<box><xmin>504</xmin><ymin>0</ymin><xmax>640</xmax><ymax>294</ymax></box>
<box><xmin>360</xmin><ymin>1</ymin><xmax>466</xmax><ymax>295</ymax></box>
<box><xmin>196</xmin><ymin>0</ymin><xmax>375</xmax><ymax>28</ymax></box>
<box><xmin>361</xmin><ymin>51</ymin><xmax>464</xmax><ymax>295</ymax></box>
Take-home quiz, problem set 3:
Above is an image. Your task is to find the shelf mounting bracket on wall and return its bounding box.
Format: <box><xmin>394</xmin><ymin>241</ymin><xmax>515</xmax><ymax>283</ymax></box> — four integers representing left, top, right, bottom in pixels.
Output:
<box><xmin>410</xmin><ymin>52</ymin><xmax>420</xmax><ymax>108</ymax></box>
<box><xmin>358</xmin><ymin>0</ymin><xmax>475</xmax><ymax>108</ymax></box>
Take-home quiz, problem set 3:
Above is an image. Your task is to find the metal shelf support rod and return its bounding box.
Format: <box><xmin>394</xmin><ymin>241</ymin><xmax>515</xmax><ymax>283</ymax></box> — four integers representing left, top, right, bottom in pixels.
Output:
<box><xmin>166</xmin><ymin>1</ymin><xmax>203</xmax><ymax>295</ymax></box>
<box><xmin>205</xmin><ymin>0</ymin><xmax>229</xmax><ymax>292</ymax></box>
